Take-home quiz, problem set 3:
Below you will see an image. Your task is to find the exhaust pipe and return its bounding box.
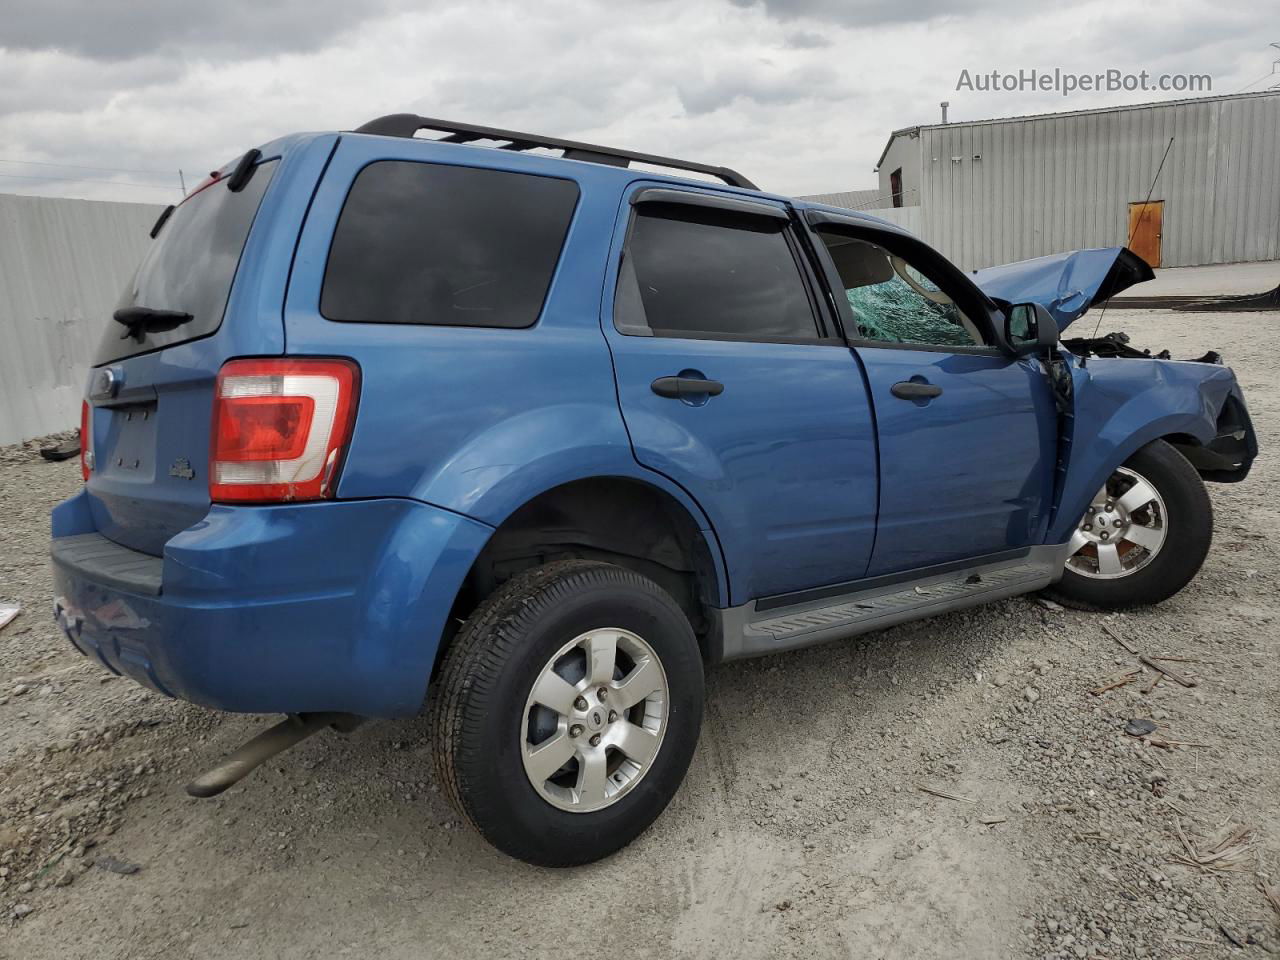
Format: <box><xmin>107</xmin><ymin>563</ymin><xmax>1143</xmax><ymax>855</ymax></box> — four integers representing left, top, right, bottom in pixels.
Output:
<box><xmin>185</xmin><ymin>712</ymin><xmax>364</xmax><ymax>798</ymax></box>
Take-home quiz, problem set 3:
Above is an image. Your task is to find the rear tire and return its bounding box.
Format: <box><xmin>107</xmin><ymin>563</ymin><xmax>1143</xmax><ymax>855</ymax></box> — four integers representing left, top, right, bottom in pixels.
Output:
<box><xmin>1047</xmin><ymin>440</ymin><xmax>1212</xmax><ymax>610</ymax></box>
<box><xmin>431</xmin><ymin>559</ymin><xmax>704</xmax><ymax>866</ymax></box>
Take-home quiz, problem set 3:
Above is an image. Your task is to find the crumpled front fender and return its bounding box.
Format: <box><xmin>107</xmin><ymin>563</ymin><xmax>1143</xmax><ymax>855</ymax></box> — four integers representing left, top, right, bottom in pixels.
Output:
<box><xmin>1048</xmin><ymin>354</ymin><xmax>1251</xmax><ymax>543</ymax></box>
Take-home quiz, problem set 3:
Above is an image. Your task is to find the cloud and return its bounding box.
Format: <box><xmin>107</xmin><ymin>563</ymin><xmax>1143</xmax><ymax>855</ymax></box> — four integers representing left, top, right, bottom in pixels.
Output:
<box><xmin>0</xmin><ymin>0</ymin><xmax>1271</xmax><ymax>203</ymax></box>
<box><xmin>0</xmin><ymin>50</ymin><xmax>182</xmax><ymax>117</ymax></box>
<box><xmin>677</xmin><ymin>62</ymin><xmax>846</xmax><ymax>115</ymax></box>
<box><xmin>783</xmin><ymin>31</ymin><xmax>833</xmax><ymax>49</ymax></box>
<box><xmin>726</xmin><ymin>0</ymin><xmax>1017</xmax><ymax>26</ymax></box>
<box><xmin>1</xmin><ymin>0</ymin><xmax>406</xmax><ymax>60</ymax></box>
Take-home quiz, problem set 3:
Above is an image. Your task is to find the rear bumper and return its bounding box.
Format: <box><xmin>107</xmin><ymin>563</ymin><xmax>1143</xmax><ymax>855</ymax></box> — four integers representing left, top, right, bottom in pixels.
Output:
<box><xmin>50</xmin><ymin>491</ymin><xmax>492</xmax><ymax>717</ymax></box>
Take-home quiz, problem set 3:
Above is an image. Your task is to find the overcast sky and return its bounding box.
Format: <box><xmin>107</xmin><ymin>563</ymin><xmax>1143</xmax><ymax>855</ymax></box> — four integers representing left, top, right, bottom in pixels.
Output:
<box><xmin>0</xmin><ymin>0</ymin><xmax>1274</xmax><ymax>204</ymax></box>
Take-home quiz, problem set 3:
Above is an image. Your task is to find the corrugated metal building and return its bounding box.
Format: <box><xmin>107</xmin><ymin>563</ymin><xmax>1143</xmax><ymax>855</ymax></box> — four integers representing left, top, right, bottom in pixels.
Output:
<box><xmin>817</xmin><ymin>90</ymin><xmax>1280</xmax><ymax>272</ymax></box>
<box><xmin>0</xmin><ymin>193</ymin><xmax>161</xmax><ymax>445</ymax></box>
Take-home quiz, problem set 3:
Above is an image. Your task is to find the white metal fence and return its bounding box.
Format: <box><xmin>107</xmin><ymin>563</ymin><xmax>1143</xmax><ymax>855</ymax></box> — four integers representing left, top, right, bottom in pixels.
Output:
<box><xmin>0</xmin><ymin>193</ymin><xmax>161</xmax><ymax>445</ymax></box>
<box><xmin>860</xmin><ymin>205</ymin><xmax>923</xmax><ymax>235</ymax></box>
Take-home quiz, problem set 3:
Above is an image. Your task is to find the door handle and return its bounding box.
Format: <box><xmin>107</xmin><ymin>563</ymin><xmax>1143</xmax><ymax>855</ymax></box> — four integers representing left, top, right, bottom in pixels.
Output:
<box><xmin>890</xmin><ymin>381</ymin><xmax>943</xmax><ymax>400</ymax></box>
<box><xmin>651</xmin><ymin>376</ymin><xmax>725</xmax><ymax>399</ymax></box>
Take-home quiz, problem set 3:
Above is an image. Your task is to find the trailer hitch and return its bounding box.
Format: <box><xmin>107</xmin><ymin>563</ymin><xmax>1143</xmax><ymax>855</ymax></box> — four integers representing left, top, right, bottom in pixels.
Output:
<box><xmin>185</xmin><ymin>712</ymin><xmax>365</xmax><ymax>798</ymax></box>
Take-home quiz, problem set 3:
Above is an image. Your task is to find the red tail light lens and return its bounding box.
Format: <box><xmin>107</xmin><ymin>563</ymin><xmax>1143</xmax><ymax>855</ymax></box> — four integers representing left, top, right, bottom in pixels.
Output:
<box><xmin>80</xmin><ymin>400</ymin><xmax>91</xmax><ymax>482</ymax></box>
<box><xmin>215</xmin><ymin>395</ymin><xmax>316</xmax><ymax>462</ymax></box>
<box><xmin>210</xmin><ymin>358</ymin><xmax>359</xmax><ymax>503</ymax></box>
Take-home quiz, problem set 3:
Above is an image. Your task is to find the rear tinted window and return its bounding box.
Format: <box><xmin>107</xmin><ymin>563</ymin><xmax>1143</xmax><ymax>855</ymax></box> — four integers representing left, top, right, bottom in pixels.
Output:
<box><xmin>320</xmin><ymin>161</ymin><xmax>579</xmax><ymax>328</ymax></box>
<box><xmin>615</xmin><ymin>203</ymin><xmax>817</xmax><ymax>341</ymax></box>
<box><xmin>97</xmin><ymin>160</ymin><xmax>277</xmax><ymax>364</ymax></box>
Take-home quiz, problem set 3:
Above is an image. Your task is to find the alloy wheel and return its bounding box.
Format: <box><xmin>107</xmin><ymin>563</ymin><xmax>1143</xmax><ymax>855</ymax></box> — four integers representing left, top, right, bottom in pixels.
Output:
<box><xmin>520</xmin><ymin>628</ymin><xmax>668</xmax><ymax>813</ymax></box>
<box><xmin>1066</xmin><ymin>465</ymin><xmax>1168</xmax><ymax>579</ymax></box>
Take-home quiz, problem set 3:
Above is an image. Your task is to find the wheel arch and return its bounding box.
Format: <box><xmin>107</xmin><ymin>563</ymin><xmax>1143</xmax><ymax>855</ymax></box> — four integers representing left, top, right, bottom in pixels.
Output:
<box><xmin>435</xmin><ymin>474</ymin><xmax>730</xmax><ymax>675</ymax></box>
<box><xmin>1047</xmin><ymin>433</ymin><xmax>1215</xmax><ymax>610</ymax></box>
<box><xmin>1051</xmin><ymin>415</ymin><xmax>1211</xmax><ymax>544</ymax></box>
<box><xmin>1048</xmin><ymin>355</ymin><xmax>1240</xmax><ymax>544</ymax></box>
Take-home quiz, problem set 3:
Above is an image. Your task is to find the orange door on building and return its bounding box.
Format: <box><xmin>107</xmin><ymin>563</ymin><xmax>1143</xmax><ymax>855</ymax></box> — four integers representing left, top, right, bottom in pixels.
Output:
<box><xmin>1127</xmin><ymin>201</ymin><xmax>1163</xmax><ymax>268</ymax></box>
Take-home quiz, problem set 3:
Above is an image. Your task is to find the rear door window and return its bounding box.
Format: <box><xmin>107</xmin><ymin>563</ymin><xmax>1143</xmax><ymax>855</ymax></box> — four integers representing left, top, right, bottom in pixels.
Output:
<box><xmin>615</xmin><ymin>202</ymin><xmax>819</xmax><ymax>342</ymax></box>
<box><xmin>320</xmin><ymin>161</ymin><xmax>579</xmax><ymax>328</ymax></box>
<box><xmin>97</xmin><ymin>160</ymin><xmax>277</xmax><ymax>364</ymax></box>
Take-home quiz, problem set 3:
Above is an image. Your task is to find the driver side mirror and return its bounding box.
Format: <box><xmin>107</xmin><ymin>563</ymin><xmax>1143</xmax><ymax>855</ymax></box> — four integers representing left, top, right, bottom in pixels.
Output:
<box><xmin>1005</xmin><ymin>303</ymin><xmax>1059</xmax><ymax>356</ymax></box>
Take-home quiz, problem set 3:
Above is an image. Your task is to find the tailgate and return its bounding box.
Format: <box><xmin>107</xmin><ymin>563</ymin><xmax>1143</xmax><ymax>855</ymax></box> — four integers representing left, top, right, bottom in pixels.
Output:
<box><xmin>84</xmin><ymin>155</ymin><xmax>281</xmax><ymax>556</ymax></box>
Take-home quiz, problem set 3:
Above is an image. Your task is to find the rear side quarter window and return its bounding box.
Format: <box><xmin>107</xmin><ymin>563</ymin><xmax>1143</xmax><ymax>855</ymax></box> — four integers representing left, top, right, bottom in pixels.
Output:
<box><xmin>320</xmin><ymin>161</ymin><xmax>579</xmax><ymax>328</ymax></box>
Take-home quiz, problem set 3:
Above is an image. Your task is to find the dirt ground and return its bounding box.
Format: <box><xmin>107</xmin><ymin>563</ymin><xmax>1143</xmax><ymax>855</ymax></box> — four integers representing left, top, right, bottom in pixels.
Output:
<box><xmin>1</xmin><ymin>309</ymin><xmax>1277</xmax><ymax>960</ymax></box>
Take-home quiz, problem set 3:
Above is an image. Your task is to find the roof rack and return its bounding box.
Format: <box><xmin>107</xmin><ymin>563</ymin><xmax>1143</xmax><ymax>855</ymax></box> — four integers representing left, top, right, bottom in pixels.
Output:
<box><xmin>353</xmin><ymin>114</ymin><xmax>758</xmax><ymax>190</ymax></box>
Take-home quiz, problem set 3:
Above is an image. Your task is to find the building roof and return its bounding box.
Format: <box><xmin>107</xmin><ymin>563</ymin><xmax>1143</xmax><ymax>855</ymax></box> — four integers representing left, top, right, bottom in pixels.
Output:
<box><xmin>873</xmin><ymin>88</ymin><xmax>1280</xmax><ymax>171</ymax></box>
<box><xmin>794</xmin><ymin>187</ymin><xmax>886</xmax><ymax>210</ymax></box>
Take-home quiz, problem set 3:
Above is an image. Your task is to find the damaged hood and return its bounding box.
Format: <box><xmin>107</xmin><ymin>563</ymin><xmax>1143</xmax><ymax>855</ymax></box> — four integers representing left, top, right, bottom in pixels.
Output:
<box><xmin>970</xmin><ymin>247</ymin><xmax>1154</xmax><ymax>332</ymax></box>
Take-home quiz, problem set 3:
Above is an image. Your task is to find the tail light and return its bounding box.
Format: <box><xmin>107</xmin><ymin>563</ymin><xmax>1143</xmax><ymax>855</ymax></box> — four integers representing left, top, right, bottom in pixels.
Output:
<box><xmin>210</xmin><ymin>358</ymin><xmax>359</xmax><ymax>503</ymax></box>
<box><xmin>80</xmin><ymin>400</ymin><xmax>92</xmax><ymax>482</ymax></box>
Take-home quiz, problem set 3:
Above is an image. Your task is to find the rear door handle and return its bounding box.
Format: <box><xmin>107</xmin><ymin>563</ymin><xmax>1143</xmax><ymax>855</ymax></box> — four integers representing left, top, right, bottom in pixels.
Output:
<box><xmin>890</xmin><ymin>381</ymin><xmax>943</xmax><ymax>400</ymax></box>
<box><xmin>651</xmin><ymin>376</ymin><xmax>724</xmax><ymax>399</ymax></box>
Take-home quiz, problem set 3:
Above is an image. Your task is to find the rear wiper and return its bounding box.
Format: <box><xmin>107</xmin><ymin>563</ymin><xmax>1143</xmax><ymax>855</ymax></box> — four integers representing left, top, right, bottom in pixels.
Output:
<box><xmin>113</xmin><ymin>306</ymin><xmax>194</xmax><ymax>342</ymax></box>
<box><xmin>149</xmin><ymin>204</ymin><xmax>175</xmax><ymax>239</ymax></box>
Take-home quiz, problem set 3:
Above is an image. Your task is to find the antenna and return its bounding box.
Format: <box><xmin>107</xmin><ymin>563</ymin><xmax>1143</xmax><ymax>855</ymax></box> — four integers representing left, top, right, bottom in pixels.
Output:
<box><xmin>1090</xmin><ymin>135</ymin><xmax>1174</xmax><ymax>340</ymax></box>
<box><xmin>1271</xmin><ymin>42</ymin><xmax>1280</xmax><ymax>88</ymax></box>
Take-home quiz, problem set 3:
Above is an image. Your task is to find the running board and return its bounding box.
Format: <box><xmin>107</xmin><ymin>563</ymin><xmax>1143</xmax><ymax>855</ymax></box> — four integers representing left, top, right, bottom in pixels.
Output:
<box><xmin>715</xmin><ymin>544</ymin><xmax>1071</xmax><ymax>661</ymax></box>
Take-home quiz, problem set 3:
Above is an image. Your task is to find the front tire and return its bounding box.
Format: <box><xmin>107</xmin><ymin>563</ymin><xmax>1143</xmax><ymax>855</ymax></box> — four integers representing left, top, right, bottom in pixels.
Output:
<box><xmin>1048</xmin><ymin>439</ymin><xmax>1212</xmax><ymax>610</ymax></box>
<box><xmin>431</xmin><ymin>559</ymin><xmax>704</xmax><ymax>866</ymax></box>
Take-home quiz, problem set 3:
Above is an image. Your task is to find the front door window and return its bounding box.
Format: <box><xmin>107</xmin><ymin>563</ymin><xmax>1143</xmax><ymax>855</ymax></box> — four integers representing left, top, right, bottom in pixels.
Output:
<box><xmin>817</xmin><ymin>232</ymin><xmax>984</xmax><ymax>348</ymax></box>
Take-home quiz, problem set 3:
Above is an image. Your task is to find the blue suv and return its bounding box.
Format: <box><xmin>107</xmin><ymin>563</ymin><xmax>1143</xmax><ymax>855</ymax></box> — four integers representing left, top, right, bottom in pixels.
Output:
<box><xmin>52</xmin><ymin>114</ymin><xmax>1256</xmax><ymax>865</ymax></box>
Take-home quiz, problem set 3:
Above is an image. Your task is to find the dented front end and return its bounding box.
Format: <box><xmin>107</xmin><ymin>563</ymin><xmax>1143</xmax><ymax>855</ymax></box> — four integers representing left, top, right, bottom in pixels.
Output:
<box><xmin>970</xmin><ymin>244</ymin><xmax>1257</xmax><ymax>539</ymax></box>
<box><xmin>1059</xmin><ymin>330</ymin><xmax>1254</xmax><ymax>481</ymax></box>
<box><xmin>1047</xmin><ymin>352</ymin><xmax>1257</xmax><ymax>544</ymax></box>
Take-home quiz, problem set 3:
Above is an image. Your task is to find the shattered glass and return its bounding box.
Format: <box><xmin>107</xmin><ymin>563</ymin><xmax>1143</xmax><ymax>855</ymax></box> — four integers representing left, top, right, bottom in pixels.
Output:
<box><xmin>845</xmin><ymin>274</ymin><xmax>974</xmax><ymax>347</ymax></box>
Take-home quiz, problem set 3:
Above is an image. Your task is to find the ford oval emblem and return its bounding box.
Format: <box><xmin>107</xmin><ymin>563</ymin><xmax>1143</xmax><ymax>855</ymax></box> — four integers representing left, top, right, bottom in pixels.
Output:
<box><xmin>92</xmin><ymin>367</ymin><xmax>121</xmax><ymax>399</ymax></box>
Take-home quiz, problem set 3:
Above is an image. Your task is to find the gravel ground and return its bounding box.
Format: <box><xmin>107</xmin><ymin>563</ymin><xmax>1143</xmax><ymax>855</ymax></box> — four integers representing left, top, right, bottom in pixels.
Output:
<box><xmin>1</xmin><ymin>309</ymin><xmax>1277</xmax><ymax>960</ymax></box>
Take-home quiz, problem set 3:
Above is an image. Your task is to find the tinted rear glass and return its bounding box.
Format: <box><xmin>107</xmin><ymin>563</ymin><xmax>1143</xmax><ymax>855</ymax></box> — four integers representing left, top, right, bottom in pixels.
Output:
<box><xmin>96</xmin><ymin>160</ymin><xmax>277</xmax><ymax>364</ymax></box>
<box><xmin>320</xmin><ymin>161</ymin><xmax>579</xmax><ymax>328</ymax></box>
<box><xmin>616</xmin><ymin>203</ymin><xmax>817</xmax><ymax>341</ymax></box>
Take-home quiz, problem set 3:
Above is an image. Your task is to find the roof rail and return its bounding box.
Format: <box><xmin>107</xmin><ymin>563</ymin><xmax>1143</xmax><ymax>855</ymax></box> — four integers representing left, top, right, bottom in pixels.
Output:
<box><xmin>353</xmin><ymin>114</ymin><xmax>758</xmax><ymax>190</ymax></box>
